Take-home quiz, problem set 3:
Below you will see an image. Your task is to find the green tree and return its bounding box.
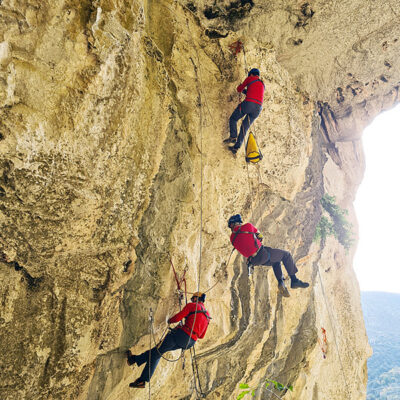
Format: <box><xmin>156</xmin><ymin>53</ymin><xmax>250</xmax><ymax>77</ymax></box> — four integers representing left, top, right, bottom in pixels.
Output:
<box><xmin>314</xmin><ymin>194</ymin><xmax>355</xmax><ymax>252</ymax></box>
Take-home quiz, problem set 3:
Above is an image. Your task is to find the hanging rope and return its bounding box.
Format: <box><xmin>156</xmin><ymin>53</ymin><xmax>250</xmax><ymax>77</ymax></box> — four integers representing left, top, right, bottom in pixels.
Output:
<box><xmin>242</xmin><ymin>41</ymin><xmax>248</xmax><ymax>74</ymax></box>
<box><xmin>316</xmin><ymin>263</ymin><xmax>350</xmax><ymax>393</ymax></box>
<box><xmin>148</xmin><ymin>308</ymin><xmax>153</xmax><ymax>400</ymax></box>
<box><xmin>183</xmin><ymin>247</ymin><xmax>236</xmax><ymax>296</ymax></box>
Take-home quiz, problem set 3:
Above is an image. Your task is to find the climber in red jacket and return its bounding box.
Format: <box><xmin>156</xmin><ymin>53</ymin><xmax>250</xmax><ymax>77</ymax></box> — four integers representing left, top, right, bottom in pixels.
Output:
<box><xmin>127</xmin><ymin>292</ymin><xmax>211</xmax><ymax>389</ymax></box>
<box><xmin>228</xmin><ymin>214</ymin><xmax>309</xmax><ymax>297</ymax></box>
<box><xmin>224</xmin><ymin>68</ymin><xmax>265</xmax><ymax>155</ymax></box>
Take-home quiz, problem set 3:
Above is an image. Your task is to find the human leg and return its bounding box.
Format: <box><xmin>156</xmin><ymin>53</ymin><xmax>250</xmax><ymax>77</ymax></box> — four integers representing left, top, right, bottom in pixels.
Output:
<box><xmin>229</xmin><ymin>103</ymin><xmax>245</xmax><ymax>139</ymax></box>
<box><xmin>234</xmin><ymin>102</ymin><xmax>262</xmax><ymax>149</ymax></box>
<box><xmin>136</xmin><ymin>331</ymin><xmax>180</xmax><ymax>383</ymax></box>
<box><xmin>250</xmin><ymin>247</ymin><xmax>289</xmax><ymax>296</ymax></box>
<box><xmin>173</xmin><ymin>329</ymin><xmax>196</xmax><ymax>350</ymax></box>
<box><xmin>268</xmin><ymin>248</ymin><xmax>298</xmax><ymax>278</ymax></box>
<box><xmin>268</xmin><ymin>247</ymin><xmax>309</xmax><ymax>289</ymax></box>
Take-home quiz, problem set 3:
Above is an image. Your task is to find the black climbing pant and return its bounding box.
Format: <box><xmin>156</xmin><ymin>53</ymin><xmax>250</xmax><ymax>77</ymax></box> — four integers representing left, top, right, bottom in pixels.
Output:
<box><xmin>136</xmin><ymin>328</ymin><xmax>195</xmax><ymax>382</ymax></box>
<box><xmin>249</xmin><ymin>246</ymin><xmax>298</xmax><ymax>282</ymax></box>
<box><xmin>229</xmin><ymin>100</ymin><xmax>262</xmax><ymax>149</ymax></box>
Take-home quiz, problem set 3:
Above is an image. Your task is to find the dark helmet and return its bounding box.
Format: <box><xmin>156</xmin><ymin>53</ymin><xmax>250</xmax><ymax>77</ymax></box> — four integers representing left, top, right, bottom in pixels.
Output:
<box><xmin>248</xmin><ymin>68</ymin><xmax>260</xmax><ymax>76</ymax></box>
<box><xmin>228</xmin><ymin>214</ymin><xmax>242</xmax><ymax>228</ymax></box>
<box><xmin>191</xmin><ymin>292</ymin><xmax>206</xmax><ymax>303</ymax></box>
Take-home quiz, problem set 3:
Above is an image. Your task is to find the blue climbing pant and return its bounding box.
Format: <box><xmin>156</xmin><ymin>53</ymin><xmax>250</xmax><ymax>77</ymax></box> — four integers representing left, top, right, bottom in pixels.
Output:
<box><xmin>229</xmin><ymin>101</ymin><xmax>262</xmax><ymax>149</ymax></box>
<box><xmin>136</xmin><ymin>328</ymin><xmax>195</xmax><ymax>382</ymax></box>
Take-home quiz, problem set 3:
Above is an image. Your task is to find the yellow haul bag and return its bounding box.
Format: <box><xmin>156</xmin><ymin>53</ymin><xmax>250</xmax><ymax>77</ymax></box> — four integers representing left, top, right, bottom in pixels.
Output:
<box><xmin>245</xmin><ymin>132</ymin><xmax>263</xmax><ymax>163</ymax></box>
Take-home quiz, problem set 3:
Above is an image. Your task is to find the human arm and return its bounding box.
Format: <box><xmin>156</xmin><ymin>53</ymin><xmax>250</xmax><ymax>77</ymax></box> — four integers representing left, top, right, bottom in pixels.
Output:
<box><xmin>168</xmin><ymin>304</ymin><xmax>191</xmax><ymax>324</ymax></box>
<box><xmin>237</xmin><ymin>76</ymin><xmax>253</xmax><ymax>93</ymax></box>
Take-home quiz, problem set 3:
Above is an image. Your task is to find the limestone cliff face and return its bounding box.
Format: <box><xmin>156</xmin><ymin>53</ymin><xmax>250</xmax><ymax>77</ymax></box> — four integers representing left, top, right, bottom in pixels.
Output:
<box><xmin>1</xmin><ymin>0</ymin><xmax>397</xmax><ymax>399</ymax></box>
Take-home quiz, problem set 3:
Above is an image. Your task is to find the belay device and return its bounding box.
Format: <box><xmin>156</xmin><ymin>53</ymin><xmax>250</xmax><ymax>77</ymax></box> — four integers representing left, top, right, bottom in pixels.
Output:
<box><xmin>245</xmin><ymin>131</ymin><xmax>263</xmax><ymax>163</ymax></box>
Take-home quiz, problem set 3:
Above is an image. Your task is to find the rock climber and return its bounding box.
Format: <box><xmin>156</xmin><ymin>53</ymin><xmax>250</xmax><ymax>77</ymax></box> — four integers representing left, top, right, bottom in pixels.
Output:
<box><xmin>224</xmin><ymin>68</ymin><xmax>265</xmax><ymax>155</ymax></box>
<box><xmin>126</xmin><ymin>292</ymin><xmax>211</xmax><ymax>389</ymax></box>
<box><xmin>228</xmin><ymin>214</ymin><xmax>309</xmax><ymax>297</ymax></box>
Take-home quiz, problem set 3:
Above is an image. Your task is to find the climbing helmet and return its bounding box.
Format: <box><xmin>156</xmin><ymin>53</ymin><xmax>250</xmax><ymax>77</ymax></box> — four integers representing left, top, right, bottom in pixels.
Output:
<box><xmin>248</xmin><ymin>68</ymin><xmax>260</xmax><ymax>76</ymax></box>
<box><xmin>191</xmin><ymin>292</ymin><xmax>206</xmax><ymax>303</ymax></box>
<box><xmin>228</xmin><ymin>214</ymin><xmax>242</xmax><ymax>228</ymax></box>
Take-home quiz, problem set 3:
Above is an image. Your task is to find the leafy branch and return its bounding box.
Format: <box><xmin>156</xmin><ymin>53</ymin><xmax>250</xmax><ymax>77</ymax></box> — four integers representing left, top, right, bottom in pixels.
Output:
<box><xmin>237</xmin><ymin>379</ymin><xmax>293</xmax><ymax>399</ymax></box>
<box><xmin>314</xmin><ymin>194</ymin><xmax>355</xmax><ymax>252</ymax></box>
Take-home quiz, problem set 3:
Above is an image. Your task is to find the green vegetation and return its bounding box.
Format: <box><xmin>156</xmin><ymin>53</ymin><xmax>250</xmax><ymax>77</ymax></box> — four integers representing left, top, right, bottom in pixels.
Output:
<box><xmin>237</xmin><ymin>379</ymin><xmax>293</xmax><ymax>399</ymax></box>
<box><xmin>314</xmin><ymin>194</ymin><xmax>355</xmax><ymax>252</ymax></box>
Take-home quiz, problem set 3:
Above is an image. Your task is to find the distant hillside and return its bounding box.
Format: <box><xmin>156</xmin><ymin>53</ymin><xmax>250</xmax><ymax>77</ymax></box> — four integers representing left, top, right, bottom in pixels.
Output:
<box><xmin>361</xmin><ymin>291</ymin><xmax>400</xmax><ymax>399</ymax></box>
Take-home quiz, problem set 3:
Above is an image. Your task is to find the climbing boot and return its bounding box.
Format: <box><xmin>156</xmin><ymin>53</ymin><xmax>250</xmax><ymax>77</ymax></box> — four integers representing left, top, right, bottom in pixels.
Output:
<box><xmin>290</xmin><ymin>278</ymin><xmax>309</xmax><ymax>289</ymax></box>
<box><xmin>223</xmin><ymin>137</ymin><xmax>236</xmax><ymax>144</ymax></box>
<box><xmin>278</xmin><ymin>280</ymin><xmax>290</xmax><ymax>297</ymax></box>
<box><xmin>228</xmin><ymin>146</ymin><xmax>238</xmax><ymax>155</ymax></box>
<box><xmin>129</xmin><ymin>379</ymin><xmax>145</xmax><ymax>389</ymax></box>
<box><xmin>126</xmin><ymin>350</ymin><xmax>136</xmax><ymax>366</ymax></box>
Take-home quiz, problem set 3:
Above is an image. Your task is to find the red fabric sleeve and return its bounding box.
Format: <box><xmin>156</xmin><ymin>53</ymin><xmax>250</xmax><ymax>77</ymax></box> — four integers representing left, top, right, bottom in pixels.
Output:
<box><xmin>237</xmin><ymin>76</ymin><xmax>253</xmax><ymax>92</ymax></box>
<box><xmin>168</xmin><ymin>304</ymin><xmax>191</xmax><ymax>324</ymax></box>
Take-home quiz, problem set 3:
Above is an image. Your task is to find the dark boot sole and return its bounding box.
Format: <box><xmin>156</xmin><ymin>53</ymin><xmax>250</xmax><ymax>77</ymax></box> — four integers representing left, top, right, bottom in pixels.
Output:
<box><xmin>291</xmin><ymin>283</ymin><xmax>310</xmax><ymax>289</ymax></box>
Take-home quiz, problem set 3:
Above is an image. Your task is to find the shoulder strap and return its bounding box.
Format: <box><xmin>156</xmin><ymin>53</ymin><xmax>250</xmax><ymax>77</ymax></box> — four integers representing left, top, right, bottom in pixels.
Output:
<box><xmin>231</xmin><ymin>228</ymin><xmax>261</xmax><ymax>250</ymax></box>
<box><xmin>231</xmin><ymin>227</ymin><xmax>243</xmax><ymax>247</ymax></box>
<box><xmin>246</xmin><ymin>78</ymin><xmax>265</xmax><ymax>89</ymax></box>
<box><xmin>187</xmin><ymin>305</ymin><xmax>212</xmax><ymax>322</ymax></box>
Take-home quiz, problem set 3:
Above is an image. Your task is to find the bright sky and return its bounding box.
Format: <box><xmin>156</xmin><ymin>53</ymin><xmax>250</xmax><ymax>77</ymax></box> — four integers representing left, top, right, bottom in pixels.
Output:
<box><xmin>353</xmin><ymin>103</ymin><xmax>400</xmax><ymax>294</ymax></box>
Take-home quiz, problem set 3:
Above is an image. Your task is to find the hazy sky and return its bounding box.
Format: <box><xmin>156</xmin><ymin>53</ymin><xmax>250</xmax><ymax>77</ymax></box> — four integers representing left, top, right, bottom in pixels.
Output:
<box><xmin>353</xmin><ymin>104</ymin><xmax>400</xmax><ymax>294</ymax></box>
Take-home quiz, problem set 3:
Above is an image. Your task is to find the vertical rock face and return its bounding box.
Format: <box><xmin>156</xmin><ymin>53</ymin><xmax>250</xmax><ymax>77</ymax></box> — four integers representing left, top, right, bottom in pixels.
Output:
<box><xmin>1</xmin><ymin>0</ymin><xmax>398</xmax><ymax>399</ymax></box>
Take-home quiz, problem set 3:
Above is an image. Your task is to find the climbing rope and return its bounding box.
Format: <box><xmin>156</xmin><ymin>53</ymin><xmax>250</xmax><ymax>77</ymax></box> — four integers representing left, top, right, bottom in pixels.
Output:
<box><xmin>148</xmin><ymin>308</ymin><xmax>152</xmax><ymax>400</ymax></box>
<box><xmin>242</xmin><ymin>41</ymin><xmax>248</xmax><ymax>75</ymax></box>
<box><xmin>190</xmin><ymin>345</ymin><xmax>204</xmax><ymax>398</ymax></box>
<box><xmin>316</xmin><ymin>263</ymin><xmax>350</xmax><ymax>393</ymax></box>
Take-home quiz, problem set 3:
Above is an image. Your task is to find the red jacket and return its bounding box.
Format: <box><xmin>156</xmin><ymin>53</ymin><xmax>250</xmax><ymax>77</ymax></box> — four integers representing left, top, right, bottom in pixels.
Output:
<box><xmin>168</xmin><ymin>302</ymin><xmax>210</xmax><ymax>341</ymax></box>
<box><xmin>237</xmin><ymin>76</ymin><xmax>265</xmax><ymax>105</ymax></box>
<box><xmin>230</xmin><ymin>223</ymin><xmax>262</xmax><ymax>258</ymax></box>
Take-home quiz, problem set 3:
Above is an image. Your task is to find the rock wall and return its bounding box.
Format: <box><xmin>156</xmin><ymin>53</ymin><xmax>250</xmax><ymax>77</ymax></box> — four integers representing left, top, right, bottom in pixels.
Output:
<box><xmin>1</xmin><ymin>0</ymin><xmax>399</xmax><ymax>399</ymax></box>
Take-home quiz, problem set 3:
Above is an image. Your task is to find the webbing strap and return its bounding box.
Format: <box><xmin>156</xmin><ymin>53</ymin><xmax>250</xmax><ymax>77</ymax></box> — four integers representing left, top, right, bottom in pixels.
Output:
<box><xmin>187</xmin><ymin>310</ymin><xmax>212</xmax><ymax>321</ymax></box>
<box><xmin>231</xmin><ymin>228</ymin><xmax>260</xmax><ymax>250</ymax></box>
<box><xmin>246</xmin><ymin>78</ymin><xmax>265</xmax><ymax>89</ymax></box>
<box><xmin>245</xmin><ymin>97</ymin><xmax>263</xmax><ymax>105</ymax></box>
<box><xmin>243</xmin><ymin>78</ymin><xmax>264</xmax><ymax>105</ymax></box>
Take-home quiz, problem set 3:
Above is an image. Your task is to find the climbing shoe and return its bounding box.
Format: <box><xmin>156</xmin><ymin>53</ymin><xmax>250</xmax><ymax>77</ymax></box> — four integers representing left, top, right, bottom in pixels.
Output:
<box><xmin>223</xmin><ymin>137</ymin><xmax>236</xmax><ymax>144</ymax></box>
<box><xmin>290</xmin><ymin>279</ymin><xmax>309</xmax><ymax>289</ymax></box>
<box><xmin>228</xmin><ymin>146</ymin><xmax>238</xmax><ymax>155</ymax></box>
<box><xmin>129</xmin><ymin>379</ymin><xmax>145</xmax><ymax>389</ymax></box>
<box><xmin>126</xmin><ymin>350</ymin><xmax>136</xmax><ymax>366</ymax></box>
<box><xmin>278</xmin><ymin>281</ymin><xmax>290</xmax><ymax>297</ymax></box>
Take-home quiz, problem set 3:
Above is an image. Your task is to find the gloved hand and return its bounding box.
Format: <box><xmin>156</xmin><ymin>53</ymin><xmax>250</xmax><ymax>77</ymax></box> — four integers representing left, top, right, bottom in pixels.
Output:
<box><xmin>256</xmin><ymin>232</ymin><xmax>263</xmax><ymax>241</ymax></box>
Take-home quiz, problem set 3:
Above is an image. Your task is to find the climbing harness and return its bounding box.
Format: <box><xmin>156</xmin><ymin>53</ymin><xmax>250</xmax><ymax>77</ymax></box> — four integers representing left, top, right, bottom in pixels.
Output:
<box><xmin>231</xmin><ymin>227</ymin><xmax>262</xmax><ymax>252</ymax></box>
<box><xmin>230</xmin><ymin>226</ymin><xmax>268</xmax><ymax>276</ymax></box>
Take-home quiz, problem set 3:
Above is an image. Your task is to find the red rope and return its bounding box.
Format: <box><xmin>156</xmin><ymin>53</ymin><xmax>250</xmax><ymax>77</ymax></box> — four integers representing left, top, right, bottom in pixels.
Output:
<box><xmin>229</xmin><ymin>40</ymin><xmax>243</xmax><ymax>55</ymax></box>
<box><xmin>169</xmin><ymin>256</ymin><xmax>188</xmax><ymax>303</ymax></box>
